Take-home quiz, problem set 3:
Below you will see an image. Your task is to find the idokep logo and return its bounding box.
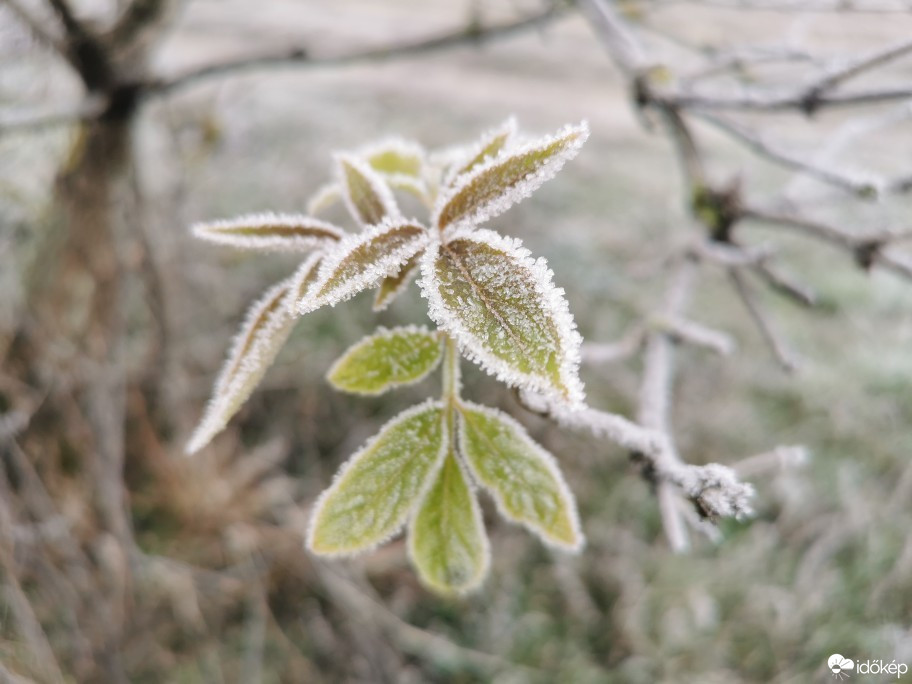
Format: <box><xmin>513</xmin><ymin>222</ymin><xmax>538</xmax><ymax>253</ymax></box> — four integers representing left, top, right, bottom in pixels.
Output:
<box><xmin>827</xmin><ymin>653</ymin><xmax>909</xmax><ymax>680</ymax></box>
<box><xmin>829</xmin><ymin>654</ymin><xmax>855</xmax><ymax>680</ymax></box>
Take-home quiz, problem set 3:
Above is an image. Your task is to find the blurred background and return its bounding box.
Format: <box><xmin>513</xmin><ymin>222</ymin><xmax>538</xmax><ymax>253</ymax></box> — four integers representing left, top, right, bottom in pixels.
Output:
<box><xmin>1</xmin><ymin>0</ymin><xmax>912</xmax><ymax>681</ymax></box>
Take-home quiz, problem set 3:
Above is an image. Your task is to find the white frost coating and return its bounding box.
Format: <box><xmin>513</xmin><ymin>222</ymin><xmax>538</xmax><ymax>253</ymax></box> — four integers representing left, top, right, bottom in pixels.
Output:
<box><xmin>296</xmin><ymin>218</ymin><xmax>430</xmax><ymax>315</ymax></box>
<box><xmin>372</xmin><ymin>257</ymin><xmax>420</xmax><ymax>312</ymax></box>
<box><xmin>457</xmin><ymin>401</ymin><xmax>584</xmax><ymax>552</ymax></box>
<box><xmin>407</xmin><ymin>450</ymin><xmax>491</xmax><ymax>595</ymax></box>
<box><xmin>442</xmin><ymin>116</ymin><xmax>517</xmax><ymax>188</ymax></box>
<box><xmin>186</xmin><ymin>277</ymin><xmax>295</xmax><ymax>455</ymax></box>
<box><xmin>305</xmin><ymin>399</ymin><xmax>448</xmax><ymax>558</ymax></box>
<box><xmin>334</xmin><ymin>153</ymin><xmax>402</xmax><ymax>226</ymax></box>
<box><xmin>535</xmin><ymin>395</ymin><xmax>755</xmax><ymax>520</ymax></box>
<box><xmin>306</xmin><ymin>183</ymin><xmax>342</xmax><ymax>216</ymax></box>
<box><xmin>191</xmin><ymin>212</ymin><xmax>344</xmax><ymax>252</ymax></box>
<box><xmin>432</xmin><ymin>120</ymin><xmax>589</xmax><ymax>232</ymax></box>
<box><xmin>284</xmin><ymin>253</ymin><xmax>324</xmax><ymax>315</ymax></box>
<box><xmin>418</xmin><ymin>227</ymin><xmax>585</xmax><ymax>408</ymax></box>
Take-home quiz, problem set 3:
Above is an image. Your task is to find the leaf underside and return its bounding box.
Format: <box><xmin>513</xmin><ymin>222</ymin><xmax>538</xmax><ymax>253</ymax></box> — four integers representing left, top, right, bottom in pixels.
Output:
<box><xmin>424</xmin><ymin>230</ymin><xmax>582</xmax><ymax>405</ymax></box>
<box><xmin>192</xmin><ymin>213</ymin><xmax>343</xmax><ymax>252</ymax></box>
<box><xmin>373</xmin><ymin>253</ymin><xmax>421</xmax><ymax>311</ymax></box>
<box><xmin>327</xmin><ymin>326</ymin><xmax>442</xmax><ymax>395</ymax></box>
<box><xmin>307</xmin><ymin>401</ymin><xmax>446</xmax><ymax>556</ymax></box>
<box><xmin>458</xmin><ymin>402</ymin><xmax>582</xmax><ymax>551</ymax></box>
<box><xmin>409</xmin><ymin>451</ymin><xmax>489</xmax><ymax>595</ymax></box>
<box><xmin>298</xmin><ymin>220</ymin><xmax>428</xmax><ymax>314</ymax></box>
<box><xmin>186</xmin><ymin>278</ymin><xmax>296</xmax><ymax>454</ymax></box>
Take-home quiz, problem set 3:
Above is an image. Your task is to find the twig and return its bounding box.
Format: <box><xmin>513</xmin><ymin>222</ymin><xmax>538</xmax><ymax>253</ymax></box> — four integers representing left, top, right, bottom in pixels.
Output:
<box><xmin>734</xmin><ymin>445</ymin><xmax>809</xmax><ymax>477</ymax></box>
<box><xmin>804</xmin><ymin>37</ymin><xmax>912</xmax><ymax>100</ymax></box>
<box><xmin>695</xmin><ymin>111</ymin><xmax>881</xmax><ymax>196</ymax></box>
<box><xmin>728</xmin><ymin>267</ymin><xmax>799</xmax><ymax>372</ymax></box>
<box><xmin>654</xmin><ymin>313</ymin><xmax>736</xmax><ymax>356</ymax></box>
<box><xmin>581</xmin><ymin>326</ymin><xmax>645</xmax><ymax>364</ymax></box>
<box><xmin>149</xmin><ymin>5</ymin><xmax>566</xmax><ymax>96</ymax></box>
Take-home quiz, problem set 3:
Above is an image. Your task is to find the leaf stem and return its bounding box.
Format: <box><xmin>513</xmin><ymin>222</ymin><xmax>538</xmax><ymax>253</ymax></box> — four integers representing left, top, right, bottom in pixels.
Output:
<box><xmin>441</xmin><ymin>334</ymin><xmax>461</xmax><ymax>404</ymax></box>
<box><xmin>441</xmin><ymin>334</ymin><xmax>461</xmax><ymax>443</ymax></box>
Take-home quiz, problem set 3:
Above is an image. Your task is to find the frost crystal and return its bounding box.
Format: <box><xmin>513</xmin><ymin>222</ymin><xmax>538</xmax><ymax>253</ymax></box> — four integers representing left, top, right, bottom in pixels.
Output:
<box><xmin>296</xmin><ymin>218</ymin><xmax>429</xmax><ymax>314</ymax></box>
<box><xmin>419</xmin><ymin>227</ymin><xmax>584</xmax><ymax>407</ymax></box>
<box><xmin>191</xmin><ymin>212</ymin><xmax>344</xmax><ymax>252</ymax></box>
<box><xmin>186</xmin><ymin>278</ymin><xmax>296</xmax><ymax>454</ymax></box>
<box><xmin>433</xmin><ymin>121</ymin><xmax>589</xmax><ymax>233</ymax></box>
<box><xmin>373</xmin><ymin>254</ymin><xmax>421</xmax><ymax>312</ymax></box>
<box><xmin>442</xmin><ymin>116</ymin><xmax>517</xmax><ymax>187</ymax></box>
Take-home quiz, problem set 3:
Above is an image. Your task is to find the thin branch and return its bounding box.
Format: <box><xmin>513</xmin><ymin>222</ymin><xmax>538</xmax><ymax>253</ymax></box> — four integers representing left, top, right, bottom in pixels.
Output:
<box><xmin>654</xmin><ymin>313</ymin><xmax>736</xmax><ymax>356</ymax></box>
<box><xmin>734</xmin><ymin>445</ymin><xmax>809</xmax><ymax>477</ymax></box>
<box><xmin>805</xmin><ymin>37</ymin><xmax>912</xmax><ymax>98</ymax></box>
<box><xmin>149</xmin><ymin>5</ymin><xmax>567</xmax><ymax>96</ymax></box>
<box><xmin>695</xmin><ymin>111</ymin><xmax>882</xmax><ymax>197</ymax></box>
<box><xmin>728</xmin><ymin>267</ymin><xmax>799</xmax><ymax>372</ymax></box>
<box><xmin>581</xmin><ymin>326</ymin><xmax>645</xmax><ymax>364</ymax></box>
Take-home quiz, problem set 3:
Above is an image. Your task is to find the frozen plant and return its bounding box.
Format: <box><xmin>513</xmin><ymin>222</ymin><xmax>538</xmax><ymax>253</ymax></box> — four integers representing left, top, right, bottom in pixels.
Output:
<box><xmin>187</xmin><ymin>119</ymin><xmax>589</xmax><ymax>594</ymax></box>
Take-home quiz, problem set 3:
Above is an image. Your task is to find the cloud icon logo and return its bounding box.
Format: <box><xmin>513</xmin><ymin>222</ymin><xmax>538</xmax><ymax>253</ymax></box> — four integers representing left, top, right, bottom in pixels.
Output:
<box><xmin>828</xmin><ymin>654</ymin><xmax>855</xmax><ymax>679</ymax></box>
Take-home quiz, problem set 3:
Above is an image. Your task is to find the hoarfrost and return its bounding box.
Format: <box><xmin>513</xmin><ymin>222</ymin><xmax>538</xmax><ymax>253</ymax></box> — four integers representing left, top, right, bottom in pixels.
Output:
<box><xmin>296</xmin><ymin>218</ymin><xmax>429</xmax><ymax>315</ymax></box>
<box><xmin>433</xmin><ymin>121</ymin><xmax>589</xmax><ymax>232</ymax></box>
<box><xmin>419</xmin><ymin>227</ymin><xmax>585</xmax><ymax>407</ymax></box>
<box><xmin>191</xmin><ymin>212</ymin><xmax>344</xmax><ymax>252</ymax></box>
<box><xmin>186</xmin><ymin>277</ymin><xmax>296</xmax><ymax>454</ymax></box>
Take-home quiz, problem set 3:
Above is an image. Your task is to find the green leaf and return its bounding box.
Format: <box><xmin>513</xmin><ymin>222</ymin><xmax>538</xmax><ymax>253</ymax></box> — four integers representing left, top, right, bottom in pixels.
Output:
<box><xmin>457</xmin><ymin>402</ymin><xmax>583</xmax><ymax>551</ymax></box>
<box><xmin>307</xmin><ymin>401</ymin><xmax>446</xmax><ymax>556</ymax></box>
<box><xmin>373</xmin><ymin>253</ymin><xmax>420</xmax><ymax>312</ymax></box>
<box><xmin>434</xmin><ymin>121</ymin><xmax>588</xmax><ymax>232</ymax></box>
<box><xmin>421</xmin><ymin>229</ymin><xmax>584</xmax><ymax>406</ymax></box>
<box><xmin>327</xmin><ymin>326</ymin><xmax>442</xmax><ymax>395</ymax></box>
<box><xmin>186</xmin><ymin>277</ymin><xmax>297</xmax><ymax>454</ymax></box>
<box><xmin>408</xmin><ymin>451</ymin><xmax>489</xmax><ymax>595</ymax></box>
<box><xmin>296</xmin><ymin>220</ymin><xmax>429</xmax><ymax>315</ymax></box>
<box><xmin>337</xmin><ymin>154</ymin><xmax>400</xmax><ymax>226</ymax></box>
<box><xmin>364</xmin><ymin>139</ymin><xmax>425</xmax><ymax>177</ymax></box>
<box><xmin>191</xmin><ymin>212</ymin><xmax>343</xmax><ymax>252</ymax></box>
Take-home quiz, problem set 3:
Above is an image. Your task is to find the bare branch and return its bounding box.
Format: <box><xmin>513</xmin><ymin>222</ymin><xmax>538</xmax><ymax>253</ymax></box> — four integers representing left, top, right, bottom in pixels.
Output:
<box><xmin>695</xmin><ymin>111</ymin><xmax>882</xmax><ymax>197</ymax></box>
<box><xmin>728</xmin><ymin>267</ymin><xmax>799</xmax><ymax>372</ymax></box>
<box><xmin>149</xmin><ymin>5</ymin><xmax>566</xmax><ymax>96</ymax></box>
<box><xmin>654</xmin><ymin>314</ymin><xmax>736</xmax><ymax>356</ymax></box>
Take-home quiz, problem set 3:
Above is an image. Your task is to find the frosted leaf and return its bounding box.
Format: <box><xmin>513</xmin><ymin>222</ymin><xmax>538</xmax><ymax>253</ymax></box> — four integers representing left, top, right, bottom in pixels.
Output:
<box><xmin>359</xmin><ymin>138</ymin><xmax>425</xmax><ymax>177</ymax></box>
<box><xmin>373</xmin><ymin>253</ymin><xmax>420</xmax><ymax>312</ymax></box>
<box><xmin>186</xmin><ymin>278</ymin><xmax>296</xmax><ymax>454</ymax></box>
<box><xmin>327</xmin><ymin>326</ymin><xmax>442</xmax><ymax>396</ymax></box>
<box><xmin>336</xmin><ymin>154</ymin><xmax>401</xmax><ymax>226</ymax></box>
<box><xmin>457</xmin><ymin>401</ymin><xmax>583</xmax><ymax>551</ymax></box>
<box><xmin>296</xmin><ymin>219</ymin><xmax>429</xmax><ymax>315</ymax></box>
<box><xmin>419</xmin><ymin>228</ymin><xmax>584</xmax><ymax>406</ymax></box>
<box><xmin>285</xmin><ymin>253</ymin><xmax>324</xmax><ymax>314</ymax></box>
<box><xmin>306</xmin><ymin>183</ymin><xmax>342</xmax><ymax>216</ymax></box>
<box><xmin>191</xmin><ymin>212</ymin><xmax>343</xmax><ymax>252</ymax></box>
<box><xmin>433</xmin><ymin>121</ymin><xmax>589</xmax><ymax>232</ymax></box>
<box><xmin>408</xmin><ymin>450</ymin><xmax>489</xmax><ymax>595</ymax></box>
<box><xmin>307</xmin><ymin>400</ymin><xmax>446</xmax><ymax>556</ymax></box>
<box><xmin>442</xmin><ymin>116</ymin><xmax>516</xmax><ymax>188</ymax></box>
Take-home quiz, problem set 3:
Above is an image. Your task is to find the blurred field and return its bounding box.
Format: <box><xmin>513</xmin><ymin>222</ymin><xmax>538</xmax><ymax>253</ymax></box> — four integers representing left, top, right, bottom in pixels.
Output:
<box><xmin>2</xmin><ymin>1</ymin><xmax>912</xmax><ymax>682</ymax></box>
